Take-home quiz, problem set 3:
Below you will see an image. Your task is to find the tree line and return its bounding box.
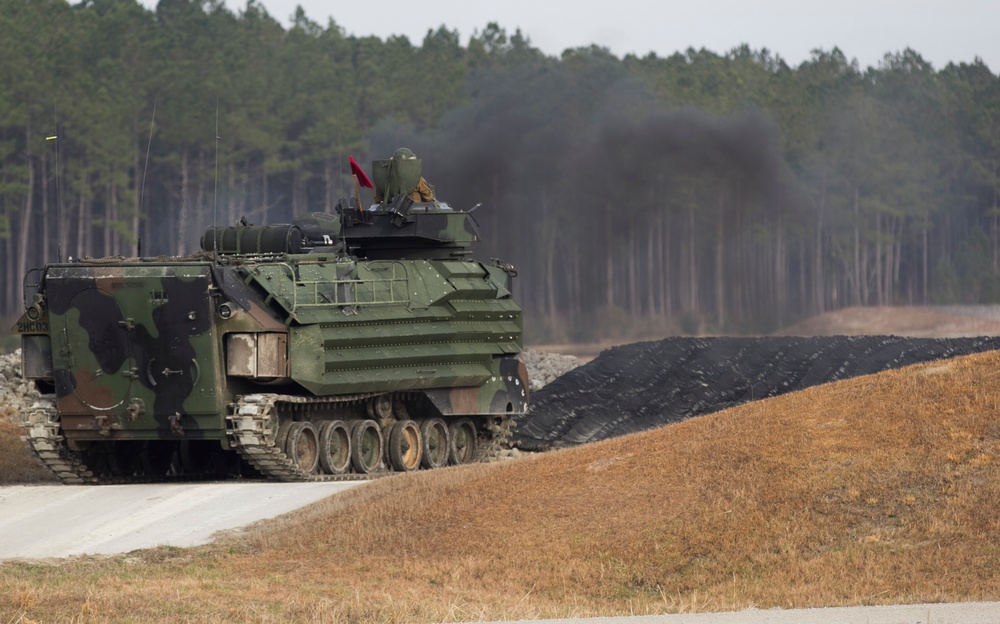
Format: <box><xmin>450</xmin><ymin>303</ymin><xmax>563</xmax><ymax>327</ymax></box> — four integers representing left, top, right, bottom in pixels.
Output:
<box><xmin>2</xmin><ymin>0</ymin><xmax>998</xmax><ymax>341</ymax></box>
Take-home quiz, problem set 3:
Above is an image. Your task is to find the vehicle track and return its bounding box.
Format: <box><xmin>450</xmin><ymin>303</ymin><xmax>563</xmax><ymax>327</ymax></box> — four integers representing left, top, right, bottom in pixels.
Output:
<box><xmin>21</xmin><ymin>391</ymin><xmax>513</xmax><ymax>484</ymax></box>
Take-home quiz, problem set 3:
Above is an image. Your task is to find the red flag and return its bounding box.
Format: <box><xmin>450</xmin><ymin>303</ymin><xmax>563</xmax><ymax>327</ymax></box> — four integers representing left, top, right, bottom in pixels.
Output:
<box><xmin>349</xmin><ymin>155</ymin><xmax>374</xmax><ymax>189</ymax></box>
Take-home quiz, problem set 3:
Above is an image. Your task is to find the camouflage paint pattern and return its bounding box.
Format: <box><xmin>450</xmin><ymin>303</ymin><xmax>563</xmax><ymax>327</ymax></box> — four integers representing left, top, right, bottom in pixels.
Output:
<box><xmin>21</xmin><ymin>264</ymin><xmax>224</xmax><ymax>445</ymax></box>
<box><xmin>12</xmin><ymin>207</ymin><xmax>525</xmax><ymax>449</ymax></box>
<box><xmin>423</xmin><ymin>355</ymin><xmax>529</xmax><ymax>417</ymax></box>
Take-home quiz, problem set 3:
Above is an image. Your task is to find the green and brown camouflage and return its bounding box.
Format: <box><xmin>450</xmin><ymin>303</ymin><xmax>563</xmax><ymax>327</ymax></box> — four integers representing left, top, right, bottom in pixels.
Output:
<box><xmin>13</xmin><ymin>199</ymin><xmax>527</xmax><ymax>481</ymax></box>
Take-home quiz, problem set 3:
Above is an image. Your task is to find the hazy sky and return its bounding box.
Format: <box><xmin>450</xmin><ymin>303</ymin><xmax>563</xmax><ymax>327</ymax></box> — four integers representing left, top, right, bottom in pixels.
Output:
<box><xmin>140</xmin><ymin>0</ymin><xmax>999</xmax><ymax>71</ymax></box>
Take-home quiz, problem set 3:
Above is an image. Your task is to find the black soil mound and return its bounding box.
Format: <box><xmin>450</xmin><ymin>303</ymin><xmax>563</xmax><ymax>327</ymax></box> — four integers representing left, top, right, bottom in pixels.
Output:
<box><xmin>514</xmin><ymin>335</ymin><xmax>1000</xmax><ymax>450</ymax></box>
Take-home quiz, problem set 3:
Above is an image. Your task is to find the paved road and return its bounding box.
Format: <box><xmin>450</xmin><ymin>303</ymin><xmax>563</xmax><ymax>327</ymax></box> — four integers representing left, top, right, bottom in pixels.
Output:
<box><xmin>477</xmin><ymin>602</ymin><xmax>1000</xmax><ymax>624</ymax></box>
<box><xmin>0</xmin><ymin>482</ymin><xmax>362</xmax><ymax>560</ymax></box>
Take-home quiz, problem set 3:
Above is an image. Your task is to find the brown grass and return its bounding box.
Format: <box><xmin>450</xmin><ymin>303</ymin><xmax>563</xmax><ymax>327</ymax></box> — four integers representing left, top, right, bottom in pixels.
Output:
<box><xmin>2</xmin><ymin>352</ymin><xmax>1000</xmax><ymax>622</ymax></box>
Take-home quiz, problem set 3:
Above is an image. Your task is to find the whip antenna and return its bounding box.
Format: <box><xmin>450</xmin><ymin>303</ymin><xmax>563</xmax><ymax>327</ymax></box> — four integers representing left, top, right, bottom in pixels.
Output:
<box><xmin>213</xmin><ymin>97</ymin><xmax>220</xmax><ymax>259</ymax></box>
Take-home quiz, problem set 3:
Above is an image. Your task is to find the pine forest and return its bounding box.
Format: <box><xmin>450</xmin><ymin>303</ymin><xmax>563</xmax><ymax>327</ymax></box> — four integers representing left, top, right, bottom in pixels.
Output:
<box><xmin>2</xmin><ymin>0</ymin><xmax>999</xmax><ymax>341</ymax></box>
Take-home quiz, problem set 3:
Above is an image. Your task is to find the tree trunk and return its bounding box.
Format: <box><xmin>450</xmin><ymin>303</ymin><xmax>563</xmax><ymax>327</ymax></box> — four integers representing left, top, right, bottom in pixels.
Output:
<box><xmin>922</xmin><ymin>221</ymin><xmax>928</xmax><ymax>304</ymax></box>
<box><xmin>893</xmin><ymin>218</ymin><xmax>903</xmax><ymax>302</ymax></box>
<box><xmin>852</xmin><ymin>184</ymin><xmax>862</xmax><ymax>305</ymax></box>
<box><xmin>196</xmin><ymin>150</ymin><xmax>206</xmax><ymax>244</ymax></box>
<box><xmin>628</xmin><ymin>226</ymin><xmax>638</xmax><ymax>316</ymax></box>
<box><xmin>813</xmin><ymin>173</ymin><xmax>826</xmax><ymax>314</ymax></box>
<box><xmin>179</xmin><ymin>154</ymin><xmax>191</xmax><ymax>255</ymax></box>
<box><xmin>3</xmin><ymin>238</ymin><xmax>13</xmax><ymax>315</ymax></box>
<box><xmin>993</xmin><ymin>182</ymin><xmax>999</xmax><ymax>274</ymax></box>
<box><xmin>16</xmin><ymin>127</ymin><xmax>35</xmax><ymax>309</ymax></box>
<box><xmin>56</xmin><ymin>154</ymin><xmax>68</xmax><ymax>263</ymax></box>
<box><xmin>799</xmin><ymin>235</ymin><xmax>807</xmax><ymax>316</ymax></box>
<box><xmin>688</xmin><ymin>206</ymin><xmax>698</xmax><ymax>314</ymax></box>
<box><xmin>646</xmin><ymin>218</ymin><xmax>655</xmax><ymax>318</ymax></box>
<box><xmin>76</xmin><ymin>184</ymin><xmax>87</xmax><ymax>259</ymax></box>
<box><xmin>226</xmin><ymin>163</ymin><xmax>237</xmax><ymax>226</ymax></box>
<box><xmin>606</xmin><ymin>203</ymin><xmax>614</xmax><ymax>308</ymax></box>
<box><xmin>40</xmin><ymin>148</ymin><xmax>50</xmax><ymax>264</ymax></box>
<box><xmin>103</xmin><ymin>182</ymin><xmax>115</xmax><ymax>257</ymax></box>
<box><xmin>543</xmin><ymin>191</ymin><xmax>558</xmax><ymax>333</ymax></box>
<box><xmin>325</xmin><ymin>159</ymin><xmax>335</xmax><ymax>214</ymax></box>
<box><xmin>774</xmin><ymin>209</ymin><xmax>785</xmax><ymax>326</ymax></box>
<box><xmin>262</xmin><ymin>161</ymin><xmax>269</xmax><ymax>225</ymax></box>
<box><xmin>875</xmin><ymin>213</ymin><xmax>883</xmax><ymax>306</ymax></box>
<box><xmin>715</xmin><ymin>192</ymin><xmax>725</xmax><ymax>328</ymax></box>
<box><xmin>660</xmin><ymin>214</ymin><xmax>671</xmax><ymax>317</ymax></box>
<box><xmin>568</xmin><ymin>239</ymin><xmax>579</xmax><ymax>324</ymax></box>
<box><xmin>132</xmin><ymin>141</ymin><xmax>141</xmax><ymax>257</ymax></box>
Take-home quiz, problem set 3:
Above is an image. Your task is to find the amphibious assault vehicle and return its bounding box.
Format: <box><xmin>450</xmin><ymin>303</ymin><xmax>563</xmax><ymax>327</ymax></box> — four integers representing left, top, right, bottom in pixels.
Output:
<box><xmin>12</xmin><ymin>158</ymin><xmax>527</xmax><ymax>483</ymax></box>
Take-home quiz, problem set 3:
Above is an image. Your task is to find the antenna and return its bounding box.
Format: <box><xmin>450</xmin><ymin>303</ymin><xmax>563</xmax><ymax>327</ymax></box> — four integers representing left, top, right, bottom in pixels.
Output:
<box><xmin>213</xmin><ymin>97</ymin><xmax>220</xmax><ymax>259</ymax></box>
<box><xmin>139</xmin><ymin>97</ymin><xmax>156</xmax><ymax>257</ymax></box>
<box><xmin>336</xmin><ymin>104</ymin><xmax>344</xmax><ymax>213</ymax></box>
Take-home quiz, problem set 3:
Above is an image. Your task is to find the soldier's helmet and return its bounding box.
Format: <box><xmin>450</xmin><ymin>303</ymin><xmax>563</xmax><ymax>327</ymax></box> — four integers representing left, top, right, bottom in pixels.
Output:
<box><xmin>393</xmin><ymin>147</ymin><xmax>417</xmax><ymax>160</ymax></box>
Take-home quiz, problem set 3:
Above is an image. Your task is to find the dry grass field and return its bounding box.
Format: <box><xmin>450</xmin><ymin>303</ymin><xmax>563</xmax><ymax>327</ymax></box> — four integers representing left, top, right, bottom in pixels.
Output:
<box><xmin>2</xmin><ymin>350</ymin><xmax>999</xmax><ymax>623</ymax></box>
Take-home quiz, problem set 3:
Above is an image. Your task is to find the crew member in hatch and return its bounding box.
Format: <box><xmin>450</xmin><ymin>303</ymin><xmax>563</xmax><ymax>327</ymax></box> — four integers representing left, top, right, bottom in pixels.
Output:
<box><xmin>373</xmin><ymin>147</ymin><xmax>435</xmax><ymax>203</ymax></box>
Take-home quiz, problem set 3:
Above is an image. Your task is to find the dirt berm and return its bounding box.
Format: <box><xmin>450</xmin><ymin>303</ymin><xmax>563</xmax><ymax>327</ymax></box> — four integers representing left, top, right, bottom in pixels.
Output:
<box><xmin>514</xmin><ymin>335</ymin><xmax>1000</xmax><ymax>450</ymax></box>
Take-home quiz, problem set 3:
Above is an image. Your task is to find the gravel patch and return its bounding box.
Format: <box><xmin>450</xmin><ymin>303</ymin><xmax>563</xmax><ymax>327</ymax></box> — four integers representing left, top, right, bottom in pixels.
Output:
<box><xmin>0</xmin><ymin>350</ymin><xmax>39</xmax><ymax>422</ymax></box>
<box><xmin>521</xmin><ymin>349</ymin><xmax>584</xmax><ymax>391</ymax></box>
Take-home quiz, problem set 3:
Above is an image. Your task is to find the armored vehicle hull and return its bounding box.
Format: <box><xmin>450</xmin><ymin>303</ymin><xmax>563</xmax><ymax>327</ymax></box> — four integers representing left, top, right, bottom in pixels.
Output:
<box><xmin>14</xmin><ymin>204</ymin><xmax>527</xmax><ymax>483</ymax></box>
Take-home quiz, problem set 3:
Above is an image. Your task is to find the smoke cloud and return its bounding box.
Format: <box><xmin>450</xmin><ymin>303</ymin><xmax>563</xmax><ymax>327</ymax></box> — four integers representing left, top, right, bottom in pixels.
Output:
<box><xmin>370</xmin><ymin>56</ymin><xmax>788</xmax><ymax>246</ymax></box>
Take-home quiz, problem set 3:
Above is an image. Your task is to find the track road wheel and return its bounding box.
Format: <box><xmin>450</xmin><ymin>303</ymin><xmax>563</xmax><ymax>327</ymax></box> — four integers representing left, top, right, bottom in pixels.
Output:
<box><xmin>367</xmin><ymin>395</ymin><xmax>393</xmax><ymax>421</ymax></box>
<box><xmin>318</xmin><ymin>420</ymin><xmax>351</xmax><ymax>475</ymax></box>
<box><xmin>274</xmin><ymin>421</ymin><xmax>294</xmax><ymax>453</ymax></box>
<box><xmin>351</xmin><ymin>420</ymin><xmax>383</xmax><ymax>474</ymax></box>
<box><xmin>387</xmin><ymin>420</ymin><xmax>422</xmax><ymax>472</ymax></box>
<box><xmin>448</xmin><ymin>418</ymin><xmax>478</xmax><ymax>465</ymax></box>
<box><xmin>419</xmin><ymin>418</ymin><xmax>449</xmax><ymax>469</ymax></box>
<box><xmin>285</xmin><ymin>422</ymin><xmax>319</xmax><ymax>475</ymax></box>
